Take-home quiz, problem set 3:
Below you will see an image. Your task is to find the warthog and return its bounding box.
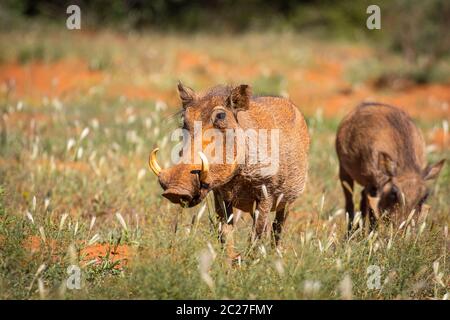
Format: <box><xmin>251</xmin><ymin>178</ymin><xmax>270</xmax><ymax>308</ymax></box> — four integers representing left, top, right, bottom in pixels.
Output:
<box><xmin>149</xmin><ymin>82</ymin><xmax>310</xmax><ymax>257</ymax></box>
<box><xmin>336</xmin><ymin>102</ymin><xmax>445</xmax><ymax>232</ymax></box>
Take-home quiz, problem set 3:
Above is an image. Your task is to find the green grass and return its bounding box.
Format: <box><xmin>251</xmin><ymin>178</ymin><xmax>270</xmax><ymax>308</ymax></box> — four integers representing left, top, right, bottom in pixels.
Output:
<box><xmin>0</xmin><ymin>26</ymin><xmax>448</xmax><ymax>300</ymax></box>
<box><xmin>0</xmin><ymin>96</ymin><xmax>447</xmax><ymax>299</ymax></box>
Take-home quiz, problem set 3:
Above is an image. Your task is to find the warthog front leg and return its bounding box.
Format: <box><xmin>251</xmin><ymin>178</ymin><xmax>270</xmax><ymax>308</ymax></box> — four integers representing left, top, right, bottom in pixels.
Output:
<box><xmin>272</xmin><ymin>204</ymin><xmax>289</xmax><ymax>249</ymax></box>
<box><xmin>339</xmin><ymin>165</ymin><xmax>354</xmax><ymax>235</ymax></box>
<box><xmin>360</xmin><ymin>188</ymin><xmax>377</xmax><ymax>233</ymax></box>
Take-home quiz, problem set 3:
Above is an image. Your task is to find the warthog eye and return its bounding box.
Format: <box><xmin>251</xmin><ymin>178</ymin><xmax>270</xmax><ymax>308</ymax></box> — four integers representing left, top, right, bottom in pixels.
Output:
<box><xmin>216</xmin><ymin>111</ymin><xmax>226</xmax><ymax>121</ymax></box>
<box><xmin>211</xmin><ymin>107</ymin><xmax>228</xmax><ymax>127</ymax></box>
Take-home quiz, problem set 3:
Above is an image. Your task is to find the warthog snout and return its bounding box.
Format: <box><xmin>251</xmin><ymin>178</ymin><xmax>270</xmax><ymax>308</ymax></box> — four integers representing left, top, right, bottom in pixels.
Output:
<box><xmin>162</xmin><ymin>189</ymin><xmax>193</xmax><ymax>205</ymax></box>
<box><xmin>148</xmin><ymin>148</ymin><xmax>209</xmax><ymax>207</ymax></box>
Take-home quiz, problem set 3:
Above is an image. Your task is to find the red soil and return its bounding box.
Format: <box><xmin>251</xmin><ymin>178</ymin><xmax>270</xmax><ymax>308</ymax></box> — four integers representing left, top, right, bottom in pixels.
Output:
<box><xmin>176</xmin><ymin>50</ymin><xmax>259</xmax><ymax>78</ymax></box>
<box><xmin>287</xmin><ymin>53</ymin><xmax>450</xmax><ymax>121</ymax></box>
<box><xmin>110</xmin><ymin>84</ymin><xmax>172</xmax><ymax>102</ymax></box>
<box><xmin>23</xmin><ymin>235</ymin><xmax>58</xmax><ymax>253</ymax></box>
<box><xmin>429</xmin><ymin>128</ymin><xmax>449</xmax><ymax>150</ymax></box>
<box><xmin>0</xmin><ymin>35</ymin><xmax>448</xmax><ymax>140</ymax></box>
<box><xmin>80</xmin><ymin>243</ymin><xmax>131</xmax><ymax>268</ymax></box>
<box><xmin>22</xmin><ymin>235</ymin><xmax>131</xmax><ymax>269</ymax></box>
<box><xmin>0</xmin><ymin>59</ymin><xmax>103</xmax><ymax>100</ymax></box>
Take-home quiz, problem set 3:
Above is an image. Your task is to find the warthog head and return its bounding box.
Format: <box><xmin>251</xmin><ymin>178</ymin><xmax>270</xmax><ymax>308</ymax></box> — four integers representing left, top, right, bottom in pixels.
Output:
<box><xmin>148</xmin><ymin>82</ymin><xmax>251</xmax><ymax>207</ymax></box>
<box><xmin>368</xmin><ymin>152</ymin><xmax>445</xmax><ymax>219</ymax></box>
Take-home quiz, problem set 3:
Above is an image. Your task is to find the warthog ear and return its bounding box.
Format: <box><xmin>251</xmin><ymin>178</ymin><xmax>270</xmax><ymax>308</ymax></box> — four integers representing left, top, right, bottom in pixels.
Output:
<box><xmin>177</xmin><ymin>81</ymin><xmax>196</xmax><ymax>108</ymax></box>
<box><xmin>423</xmin><ymin>159</ymin><xmax>445</xmax><ymax>181</ymax></box>
<box><xmin>378</xmin><ymin>152</ymin><xmax>397</xmax><ymax>177</ymax></box>
<box><xmin>227</xmin><ymin>84</ymin><xmax>251</xmax><ymax>112</ymax></box>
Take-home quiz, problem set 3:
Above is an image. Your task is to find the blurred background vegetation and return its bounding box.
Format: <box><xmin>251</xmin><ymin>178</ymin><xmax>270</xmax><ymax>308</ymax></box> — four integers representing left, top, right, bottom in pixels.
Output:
<box><xmin>1</xmin><ymin>0</ymin><xmax>449</xmax><ymax>85</ymax></box>
<box><xmin>0</xmin><ymin>1</ymin><xmax>449</xmax><ymax>299</ymax></box>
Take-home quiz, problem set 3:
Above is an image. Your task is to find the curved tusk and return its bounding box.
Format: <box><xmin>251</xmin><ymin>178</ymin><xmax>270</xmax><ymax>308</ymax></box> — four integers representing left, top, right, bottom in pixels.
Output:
<box><xmin>231</xmin><ymin>156</ymin><xmax>239</xmax><ymax>173</ymax></box>
<box><xmin>148</xmin><ymin>148</ymin><xmax>162</xmax><ymax>176</ymax></box>
<box><xmin>198</xmin><ymin>152</ymin><xmax>209</xmax><ymax>182</ymax></box>
<box><xmin>367</xmin><ymin>195</ymin><xmax>380</xmax><ymax>219</ymax></box>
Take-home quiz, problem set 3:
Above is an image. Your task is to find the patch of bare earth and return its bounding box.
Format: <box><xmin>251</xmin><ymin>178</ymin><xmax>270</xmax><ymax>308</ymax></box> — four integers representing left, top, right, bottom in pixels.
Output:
<box><xmin>0</xmin><ymin>59</ymin><xmax>103</xmax><ymax>100</ymax></box>
<box><xmin>22</xmin><ymin>236</ymin><xmax>132</xmax><ymax>269</ymax></box>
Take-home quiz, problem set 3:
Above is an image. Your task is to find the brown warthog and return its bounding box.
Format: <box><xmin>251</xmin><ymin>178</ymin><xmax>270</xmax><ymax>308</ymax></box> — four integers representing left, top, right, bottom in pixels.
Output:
<box><xmin>336</xmin><ymin>102</ymin><xmax>445</xmax><ymax>232</ymax></box>
<box><xmin>149</xmin><ymin>82</ymin><xmax>310</xmax><ymax>257</ymax></box>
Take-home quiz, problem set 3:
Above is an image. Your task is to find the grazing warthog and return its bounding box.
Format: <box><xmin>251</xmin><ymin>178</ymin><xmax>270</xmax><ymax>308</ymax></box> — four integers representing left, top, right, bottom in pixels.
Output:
<box><xmin>336</xmin><ymin>102</ymin><xmax>445</xmax><ymax>232</ymax></box>
<box><xmin>149</xmin><ymin>82</ymin><xmax>310</xmax><ymax>257</ymax></box>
